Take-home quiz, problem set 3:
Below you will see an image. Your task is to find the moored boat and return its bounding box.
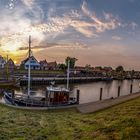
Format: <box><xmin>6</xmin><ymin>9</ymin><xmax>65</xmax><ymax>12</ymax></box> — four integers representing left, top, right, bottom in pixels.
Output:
<box><xmin>4</xmin><ymin>87</ymin><xmax>77</xmax><ymax>107</ymax></box>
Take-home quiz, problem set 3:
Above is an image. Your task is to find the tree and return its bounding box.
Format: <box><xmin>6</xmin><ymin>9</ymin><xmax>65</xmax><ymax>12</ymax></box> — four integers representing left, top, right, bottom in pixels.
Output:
<box><xmin>65</xmin><ymin>57</ymin><xmax>78</xmax><ymax>68</ymax></box>
<box><xmin>20</xmin><ymin>63</ymin><xmax>25</xmax><ymax>70</ymax></box>
<box><xmin>85</xmin><ymin>64</ymin><xmax>91</xmax><ymax>71</ymax></box>
<box><xmin>58</xmin><ymin>63</ymin><xmax>67</xmax><ymax>70</ymax></box>
<box><xmin>115</xmin><ymin>65</ymin><xmax>124</xmax><ymax>72</ymax></box>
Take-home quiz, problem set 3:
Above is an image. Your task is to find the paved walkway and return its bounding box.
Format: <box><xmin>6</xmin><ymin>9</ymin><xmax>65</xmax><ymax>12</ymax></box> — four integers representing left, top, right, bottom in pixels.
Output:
<box><xmin>77</xmin><ymin>92</ymin><xmax>140</xmax><ymax>114</ymax></box>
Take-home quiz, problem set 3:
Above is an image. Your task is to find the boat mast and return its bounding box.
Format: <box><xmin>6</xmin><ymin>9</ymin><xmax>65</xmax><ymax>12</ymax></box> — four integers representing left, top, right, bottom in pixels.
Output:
<box><xmin>28</xmin><ymin>35</ymin><xmax>31</xmax><ymax>97</ymax></box>
<box><xmin>6</xmin><ymin>55</ymin><xmax>9</xmax><ymax>80</ymax></box>
<box><xmin>67</xmin><ymin>60</ymin><xmax>70</xmax><ymax>89</ymax></box>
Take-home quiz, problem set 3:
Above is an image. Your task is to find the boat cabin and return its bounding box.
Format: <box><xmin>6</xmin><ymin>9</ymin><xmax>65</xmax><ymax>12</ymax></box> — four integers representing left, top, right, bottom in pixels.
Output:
<box><xmin>46</xmin><ymin>87</ymin><xmax>72</xmax><ymax>105</ymax></box>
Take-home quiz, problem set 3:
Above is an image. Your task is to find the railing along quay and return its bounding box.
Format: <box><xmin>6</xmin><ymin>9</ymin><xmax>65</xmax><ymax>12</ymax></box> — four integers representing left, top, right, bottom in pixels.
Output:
<box><xmin>19</xmin><ymin>77</ymin><xmax>111</xmax><ymax>85</ymax></box>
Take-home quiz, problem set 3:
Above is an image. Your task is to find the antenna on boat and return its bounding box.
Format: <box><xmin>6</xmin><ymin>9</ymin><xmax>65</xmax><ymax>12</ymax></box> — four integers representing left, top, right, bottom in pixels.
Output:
<box><xmin>6</xmin><ymin>55</ymin><xmax>9</xmax><ymax>80</ymax></box>
<box><xmin>27</xmin><ymin>35</ymin><xmax>31</xmax><ymax>97</ymax></box>
<box><xmin>67</xmin><ymin>60</ymin><xmax>70</xmax><ymax>89</ymax></box>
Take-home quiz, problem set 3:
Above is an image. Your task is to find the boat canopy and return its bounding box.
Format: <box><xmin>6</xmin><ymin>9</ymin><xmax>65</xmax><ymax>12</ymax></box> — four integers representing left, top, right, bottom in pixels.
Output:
<box><xmin>47</xmin><ymin>86</ymin><xmax>70</xmax><ymax>92</ymax></box>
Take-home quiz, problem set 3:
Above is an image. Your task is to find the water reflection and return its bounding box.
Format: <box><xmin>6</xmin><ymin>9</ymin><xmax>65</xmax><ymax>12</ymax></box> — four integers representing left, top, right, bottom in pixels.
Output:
<box><xmin>73</xmin><ymin>79</ymin><xmax>140</xmax><ymax>103</ymax></box>
<box><xmin>0</xmin><ymin>79</ymin><xmax>140</xmax><ymax>104</ymax></box>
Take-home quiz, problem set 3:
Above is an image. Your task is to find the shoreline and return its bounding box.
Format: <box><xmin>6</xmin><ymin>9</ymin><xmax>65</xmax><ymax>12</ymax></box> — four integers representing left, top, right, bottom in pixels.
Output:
<box><xmin>1</xmin><ymin>92</ymin><xmax>140</xmax><ymax>113</ymax></box>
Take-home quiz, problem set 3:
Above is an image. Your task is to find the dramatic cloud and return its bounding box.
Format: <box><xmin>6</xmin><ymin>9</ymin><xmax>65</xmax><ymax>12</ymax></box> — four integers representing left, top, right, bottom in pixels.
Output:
<box><xmin>81</xmin><ymin>0</ymin><xmax>121</xmax><ymax>35</ymax></box>
<box><xmin>21</xmin><ymin>0</ymin><xmax>35</xmax><ymax>9</ymax></box>
<box><xmin>0</xmin><ymin>0</ymin><xmax>121</xmax><ymax>54</ymax></box>
<box><xmin>18</xmin><ymin>42</ymin><xmax>88</xmax><ymax>51</ymax></box>
<box><xmin>2</xmin><ymin>0</ymin><xmax>139</xmax><ymax>69</ymax></box>
<box><xmin>112</xmin><ymin>36</ymin><xmax>122</xmax><ymax>41</ymax></box>
<box><xmin>130</xmin><ymin>22</ymin><xmax>138</xmax><ymax>30</ymax></box>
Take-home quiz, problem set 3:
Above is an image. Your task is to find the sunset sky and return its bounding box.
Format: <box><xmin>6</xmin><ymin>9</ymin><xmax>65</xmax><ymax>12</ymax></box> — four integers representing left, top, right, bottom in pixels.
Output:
<box><xmin>0</xmin><ymin>0</ymin><xmax>140</xmax><ymax>69</ymax></box>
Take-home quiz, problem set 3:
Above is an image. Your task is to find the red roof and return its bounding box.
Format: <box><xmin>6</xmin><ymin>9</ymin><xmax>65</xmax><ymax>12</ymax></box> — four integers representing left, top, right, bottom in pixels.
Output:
<box><xmin>40</xmin><ymin>59</ymin><xmax>48</xmax><ymax>65</ymax></box>
<box><xmin>48</xmin><ymin>61</ymin><xmax>57</xmax><ymax>67</ymax></box>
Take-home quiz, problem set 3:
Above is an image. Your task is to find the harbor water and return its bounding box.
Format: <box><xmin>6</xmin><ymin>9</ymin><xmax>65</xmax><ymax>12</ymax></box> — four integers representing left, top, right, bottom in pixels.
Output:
<box><xmin>0</xmin><ymin>79</ymin><xmax>140</xmax><ymax>104</ymax></box>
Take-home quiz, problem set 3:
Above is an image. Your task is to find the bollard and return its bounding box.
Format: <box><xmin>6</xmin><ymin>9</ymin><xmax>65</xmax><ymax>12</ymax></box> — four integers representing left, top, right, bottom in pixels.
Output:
<box><xmin>76</xmin><ymin>89</ymin><xmax>80</xmax><ymax>104</ymax></box>
<box><xmin>118</xmin><ymin>86</ymin><xmax>121</xmax><ymax>97</ymax></box>
<box><xmin>130</xmin><ymin>84</ymin><xmax>133</xmax><ymax>94</ymax></box>
<box><xmin>100</xmin><ymin>88</ymin><xmax>103</xmax><ymax>100</ymax></box>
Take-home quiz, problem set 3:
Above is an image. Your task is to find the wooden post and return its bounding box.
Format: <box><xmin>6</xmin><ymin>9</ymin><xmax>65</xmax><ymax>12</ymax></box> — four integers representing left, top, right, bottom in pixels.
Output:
<box><xmin>11</xmin><ymin>90</ymin><xmax>15</xmax><ymax>99</ymax></box>
<box><xmin>130</xmin><ymin>84</ymin><xmax>133</xmax><ymax>94</ymax></box>
<box><xmin>100</xmin><ymin>88</ymin><xmax>103</xmax><ymax>100</ymax></box>
<box><xmin>77</xmin><ymin>89</ymin><xmax>80</xmax><ymax>104</ymax></box>
<box><xmin>11</xmin><ymin>90</ymin><xmax>15</xmax><ymax>104</ymax></box>
<box><xmin>118</xmin><ymin>86</ymin><xmax>121</xmax><ymax>97</ymax></box>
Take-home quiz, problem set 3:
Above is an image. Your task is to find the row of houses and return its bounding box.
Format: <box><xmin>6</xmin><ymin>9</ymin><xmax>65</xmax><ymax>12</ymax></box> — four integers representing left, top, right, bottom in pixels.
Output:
<box><xmin>21</xmin><ymin>56</ymin><xmax>57</xmax><ymax>70</ymax></box>
<box><xmin>0</xmin><ymin>55</ymin><xmax>57</xmax><ymax>70</ymax></box>
<box><xmin>0</xmin><ymin>55</ymin><xmax>113</xmax><ymax>72</ymax></box>
<box><xmin>0</xmin><ymin>55</ymin><xmax>15</xmax><ymax>70</ymax></box>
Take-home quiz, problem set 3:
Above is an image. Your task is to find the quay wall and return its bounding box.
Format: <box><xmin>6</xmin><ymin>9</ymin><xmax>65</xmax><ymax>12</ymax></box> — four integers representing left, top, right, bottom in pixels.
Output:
<box><xmin>20</xmin><ymin>77</ymin><xmax>111</xmax><ymax>86</ymax></box>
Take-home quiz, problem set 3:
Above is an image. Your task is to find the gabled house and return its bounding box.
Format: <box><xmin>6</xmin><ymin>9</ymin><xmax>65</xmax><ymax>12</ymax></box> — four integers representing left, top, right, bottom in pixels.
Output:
<box><xmin>6</xmin><ymin>58</ymin><xmax>15</xmax><ymax>70</ymax></box>
<box><xmin>21</xmin><ymin>56</ymin><xmax>40</xmax><ymax>70</ymax></box>
<box><xmin>103</xmin><ymin>67</ymin><xmax>113</xmax><ymax>72</ymax></box>
<box><xmin>48</xmin><ymin>61</ymin><xmax>57</xmax><ymax>70</ymax></box>
<box><xmin>0</xmin><ymin>55</ymin><xmax>6</xmax><ymax>69</ymax></box>
<box><xmin>40</xmin><ymin>59</ymin><xmax>48</xmax><ymax>70</ymax></box>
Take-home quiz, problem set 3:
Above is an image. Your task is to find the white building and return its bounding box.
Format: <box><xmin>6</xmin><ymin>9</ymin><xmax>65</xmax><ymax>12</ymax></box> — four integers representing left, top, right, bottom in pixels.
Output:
<box><xmin>0</xmin><ymin>55</ymin><xmax>6</xmax><ymax>69</ymax></box>
<box><xmin>21</xmin><ymin>56</ymin><xmax>40</xmax><ymax>70</ymax></box>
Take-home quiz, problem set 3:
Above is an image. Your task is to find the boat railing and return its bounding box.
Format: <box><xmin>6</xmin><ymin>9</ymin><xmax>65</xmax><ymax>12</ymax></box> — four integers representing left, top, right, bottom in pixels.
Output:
<box><xmin>14</xmin><ymin>96</ymin><xmax>75</xmax><ymax>107</ymax></box>
<box><xmin>14</xmin><ymin>98</ymin><xmax>47</xmax><ymax>106</ymax></box>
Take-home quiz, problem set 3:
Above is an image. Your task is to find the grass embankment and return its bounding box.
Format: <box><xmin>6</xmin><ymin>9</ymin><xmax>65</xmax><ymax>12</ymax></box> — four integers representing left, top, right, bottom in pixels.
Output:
<box><xmin>0</xmin><ymin>98</ymin><xmax>140</xmax><ymax>140</ymax></box>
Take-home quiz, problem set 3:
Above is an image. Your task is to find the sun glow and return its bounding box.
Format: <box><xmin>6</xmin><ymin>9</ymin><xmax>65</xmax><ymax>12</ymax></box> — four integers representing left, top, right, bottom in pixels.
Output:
<box><xmin>14</xmin><ymin>60</ymin><xmax>17</xmax><ymax>64</ymax></box>
<box><xmin>1</xmin><ymin>39</ymin><xmax>23</xmax><ymax>54</ymax></box>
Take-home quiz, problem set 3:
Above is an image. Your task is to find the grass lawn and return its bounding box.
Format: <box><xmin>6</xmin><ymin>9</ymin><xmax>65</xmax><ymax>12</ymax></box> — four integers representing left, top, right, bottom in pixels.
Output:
<box><xmin>0</xmin><ymin>97</ymin><xmax>140</xmax><ymax>140</ymax></box>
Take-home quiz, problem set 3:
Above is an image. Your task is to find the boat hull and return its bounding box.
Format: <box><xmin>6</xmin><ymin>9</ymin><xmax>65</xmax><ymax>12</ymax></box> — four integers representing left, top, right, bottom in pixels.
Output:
<box><xmin>3</xmin><ymin>92</ymin><xmax>77</xmax><ymax>107</ymax></box>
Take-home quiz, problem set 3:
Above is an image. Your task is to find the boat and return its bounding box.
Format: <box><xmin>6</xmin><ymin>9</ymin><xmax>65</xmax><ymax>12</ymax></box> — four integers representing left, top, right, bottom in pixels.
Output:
<box><xmin>4</xmin><ymin>36</ymin><xmax>77</xmax><ymax>107</ymax></box>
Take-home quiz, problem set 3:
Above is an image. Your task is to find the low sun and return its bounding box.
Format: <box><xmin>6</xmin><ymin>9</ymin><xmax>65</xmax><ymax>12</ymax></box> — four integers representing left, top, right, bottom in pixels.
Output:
<box><xmin>14</xmin><ymin>60</ymin><xmax>17</xmax><ymax>64</ymax></box>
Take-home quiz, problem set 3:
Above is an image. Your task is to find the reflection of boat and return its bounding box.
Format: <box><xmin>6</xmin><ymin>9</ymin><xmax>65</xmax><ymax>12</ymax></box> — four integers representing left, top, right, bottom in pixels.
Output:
<box><xmin>4</xmin><ymin>36</ymin><xmax>77</xmax><ymax>107</ymax></box>
<box><xmin>104</xmin><ymin>77</ymin><xmax>113</xmax><ymax>81</ymax></box>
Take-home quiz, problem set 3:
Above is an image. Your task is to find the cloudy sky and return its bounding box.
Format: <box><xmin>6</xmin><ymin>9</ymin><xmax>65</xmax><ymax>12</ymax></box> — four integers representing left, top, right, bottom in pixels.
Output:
<box><xmin>0</xmin><ymin>0</ymin><xmax>140</xmax><ymax>69</ymax></box>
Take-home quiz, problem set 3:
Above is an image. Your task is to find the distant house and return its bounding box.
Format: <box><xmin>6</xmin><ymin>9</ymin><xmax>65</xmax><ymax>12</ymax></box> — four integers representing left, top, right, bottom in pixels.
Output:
<box><xmin>15</xmin><ymin>65</ymin><xmax>20</xmax><ymax>70</ymax></box>
<box><xmin>40</xmin><ymin>59</ymin><xmax>48</xmax><ymax>70</ymax></box>
<box><xmin>0</xmin><ymin>55</ymin><xmax>6</xmax><ymax>69</ymax></box>
<box><xmin>75</xmin><ymin>66</ymin><xmax>86</xmax><ymax>71</ymax></box>
<box><xmin>73</xmin><ymin>66</ymin><xmax>87</xmax><ymax>74</ymax></box>
<box><xmin>103</xmin><ymin>67</ymin><xmax>113</xmax><ymax>72</ymax></box>
<box><xmin>21</xmin><ymin>56</ymin><xmax>40</xmax><ymax>70</ymax></box>
<box><xmin>94</xmin><ymin>66</ymin><xmax>103</xmax><ymax>72</ymax></box>
<box><xmin>5</xmin><ymin>58</ymin><xmax>15</xmax><ymax>70</ymax></box>
<box><xmin>48</xmin><ymin>61</ymin><xmax>57</xmax><ymax>70</ymax></box>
